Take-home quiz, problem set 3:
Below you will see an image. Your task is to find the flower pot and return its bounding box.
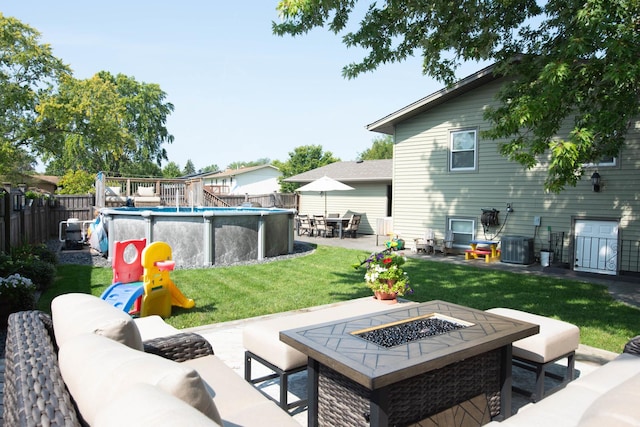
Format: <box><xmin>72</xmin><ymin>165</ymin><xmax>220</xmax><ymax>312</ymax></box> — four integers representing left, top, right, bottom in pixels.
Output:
<box><xmin>374</xmin><ymin>279</ymin><xmax>399</xmax><ymax>303</ymax></box>
<box><xmin>374</xmin><ymin>290</ymin><xmax>398</xmax><ymax>304</ymax></box>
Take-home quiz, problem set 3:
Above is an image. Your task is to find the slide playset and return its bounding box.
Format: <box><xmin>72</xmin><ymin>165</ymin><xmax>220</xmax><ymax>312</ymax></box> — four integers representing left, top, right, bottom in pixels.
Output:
<box><xmin>100</xmin><ymin>239</ymin><xmax>195</xmax><ymax>318</ymax></box>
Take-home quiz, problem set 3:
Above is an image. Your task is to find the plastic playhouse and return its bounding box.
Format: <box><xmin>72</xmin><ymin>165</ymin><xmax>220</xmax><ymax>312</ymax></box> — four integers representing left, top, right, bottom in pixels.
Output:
<box><xmin>100</xmin><ymin>239</ymin><xmax>195</xmax><ymax>318</ymax></box>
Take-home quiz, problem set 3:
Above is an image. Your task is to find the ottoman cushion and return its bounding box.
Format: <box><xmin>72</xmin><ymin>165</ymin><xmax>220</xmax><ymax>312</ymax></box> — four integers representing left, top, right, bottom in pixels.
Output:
<box><xmin>486</xmin><ymin>308</ymin><xmax>579</xmax><ymax>363</ymax></box>
<box><xmin>243</xmin><ymin>297</ymin><xmax>417</xmax><ymax>371</ymax></box>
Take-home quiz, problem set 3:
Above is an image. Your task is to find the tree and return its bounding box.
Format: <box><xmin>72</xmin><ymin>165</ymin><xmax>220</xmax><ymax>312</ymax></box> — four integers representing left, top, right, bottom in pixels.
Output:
<box><xmin>163</xmin><ymin>161</ymin><xmax>182</xmax><ymax>178</ymax></box>
<box><xmin>183</xmin><ymin>160</ymin><xmax>196</xmax><ymax>176</ymax></box>
<box><xmin>226</xmin><ymin>158</ymin><xmax>271</xmax><ymax>170</ymax></box>
<box><xmin>358</xmin><ymin>135</ymin><xmax>393</xmax><ymax>160</ymax></box>
<box><xmin>56</xmin><ymin>170</ymin><xmax>94</xmax><ymax>194</ymax></box>
<box><xmin>274</xmin><ymin>1</ymin><xmax>640</xmax><ymax>192</ymax></box>
<box><xmin>36</xmin><ymin>71</ymin><xmax>174</xmax><ymax>176</ymax></box>
<box><xmin>0</xmin><ymin>14</ymin><xmax>70</xmax><ymax>177</ymax></box>
<box><xmin>276</xmin><ymin>145</ymin><xmax>339</xmax><ymax>192</ymax></box>
<box><xmin>200</xmin><ymin>164</ymin><xmax>220</xmax><ymax>174</ymax></box>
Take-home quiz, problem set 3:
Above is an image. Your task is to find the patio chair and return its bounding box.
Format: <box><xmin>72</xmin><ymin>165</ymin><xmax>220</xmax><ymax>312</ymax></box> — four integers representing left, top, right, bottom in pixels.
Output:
<box><xmin>313</xmin><ymin>215</ymin><xmax>334</xmax><ymax>238</ymax></box>
<box><xmin>437</xmin><ymin>230</ymin><xmax>455</xmax><ymax>256</ymax></box>
<box><xmin>414</xmin><ymin>229</ymin><xmax>435</xmax><ymax>254</ymax></box>
<box><xmin>297</xmin><ymin>215</ymin><xmax>313</xmax><ymax>236</ymax></box>
<box><xmin>343</xmin><ymin>214</ymin><xmax>361</xmax><ymax>238</ymax></box>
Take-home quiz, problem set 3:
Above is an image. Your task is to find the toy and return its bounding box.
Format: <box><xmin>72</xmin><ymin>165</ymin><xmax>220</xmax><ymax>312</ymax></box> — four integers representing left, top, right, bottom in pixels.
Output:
<box><xmin>385</xmin><ymin>234</ymin><xmax>405</xmax><ymax>251</ymax></box>
<box><xmin>140</xmin><ymin>241</ymin><xmax>195</xmax><ymax>318</ymax></box>
<box><xmin>100</xmin><ymin>239</ymin><xmax>146</xmax><ymax>314</ymax></box>
<box><xmin>100</xmin><ymin>239</ymin><xmax>194</xmax><ymax>318</ymax></box>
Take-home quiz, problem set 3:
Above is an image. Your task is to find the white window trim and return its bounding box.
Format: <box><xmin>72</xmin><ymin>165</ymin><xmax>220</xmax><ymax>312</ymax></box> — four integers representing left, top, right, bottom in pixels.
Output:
<box><xmin>449</xmin><ymin>129</ymin><xmax>478</xmax><ymax>171</ymax></box>
<box><xmin>584</xmin><ymin>157</ymin><xmax>617</xmax><ymax>167</ymax></box>
<box><xmin>448</xmin><ymin>217</ymin><xmax>476</xmax><ymax>248</ymax></box>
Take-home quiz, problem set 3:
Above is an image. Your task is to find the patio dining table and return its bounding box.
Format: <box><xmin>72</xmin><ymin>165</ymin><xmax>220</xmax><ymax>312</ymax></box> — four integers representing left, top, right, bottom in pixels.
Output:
<box><xmin>325</xmin><ymin>216</ymin><xmax>351</xmax><ymax>238</ymax></box>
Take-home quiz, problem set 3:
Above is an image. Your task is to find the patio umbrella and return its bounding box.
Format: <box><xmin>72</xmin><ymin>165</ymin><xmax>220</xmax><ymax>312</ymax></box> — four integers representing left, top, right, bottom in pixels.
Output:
<box><xmin>296</xmin><ymin>175</ymin><xmax>354</xmax><ymax>217</ymax></box>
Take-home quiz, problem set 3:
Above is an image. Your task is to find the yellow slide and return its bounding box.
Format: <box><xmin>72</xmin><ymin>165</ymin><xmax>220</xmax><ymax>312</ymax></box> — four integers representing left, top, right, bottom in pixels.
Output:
<box><xmin>167</xmin><ymin>279</ymin><xmax>195</xmax><ymax>309</ymax></box>
<box><xmin>141</xmin><ymin>242</ymin><xmax>195</xmax><ymax>317</ymax></box>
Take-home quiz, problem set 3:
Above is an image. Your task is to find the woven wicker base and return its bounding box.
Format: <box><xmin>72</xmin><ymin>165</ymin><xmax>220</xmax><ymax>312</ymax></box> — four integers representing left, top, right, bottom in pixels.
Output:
<box><xmin>409</xmin><ymin>394</ymin><xmax>491</xmax><ymax>427</ymax></box>
<box><xmin>318</xmin><ymin>349</ymin><xmax>501</xmax><ymax>427</ymax></box>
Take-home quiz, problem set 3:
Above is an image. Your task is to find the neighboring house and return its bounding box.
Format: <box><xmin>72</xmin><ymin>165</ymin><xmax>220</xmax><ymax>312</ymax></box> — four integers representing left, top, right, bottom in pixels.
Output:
<box><xmin>201</xmin><ymin>165</ymin><xmax>281</xmax><ymax>195</ymax></box>
<box><xmin>285</xmin><ymin>160</ymin><xmax>392</xmax><ymax>235</ymax></box>
<box><xmin>367</xmin><ymin>64</ymin><xmax>639</xmax><ymax>276</ymax></box>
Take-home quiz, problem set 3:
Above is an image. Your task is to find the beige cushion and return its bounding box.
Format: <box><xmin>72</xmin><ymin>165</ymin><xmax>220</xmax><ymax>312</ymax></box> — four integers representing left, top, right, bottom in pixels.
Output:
<box><xmin>578</xmin><ymin>374</ymin><xmax>640</xmax><ymax>427</ymax></box>
<box><xmin>183</xmin><ymin>356</ymin><xmax>301</xmax><ymax>426</ymax></box>
<box><xmin>134</xmin><ymin>315</ymin><xmax>180</xmax><ymax>340</ymax></box>
<box><xmin>58</xmin><ymin>333</ymin><xmax>222</xmax><ymax>426</ymax></box>
<box><xmin>52</xmin><ymin>293</ymin><xmax>143</xmax><ymax>350</ymax></box>
<box><xmin>243</xmin><ymin>297</ymin><xmax>417</xmax><ymax>370</ymax></box>
<box><xmin>94</xmin><ymin>383</ymin><xmax>221</xmax><ymax>427</ymax></box>
<box><xmin>106</xmin><ymin>186</ymin><xmax>121</xmax><ymax>196</ymax></box>
<box><xmin>137</xmin><ymin>186</ymin><xmax>155</xmax><ymax>196</ymax></box>
<box><xmin>486</xmin><ymin>308</ymin><xmax>579</xmax><ymax>363</ymax></box>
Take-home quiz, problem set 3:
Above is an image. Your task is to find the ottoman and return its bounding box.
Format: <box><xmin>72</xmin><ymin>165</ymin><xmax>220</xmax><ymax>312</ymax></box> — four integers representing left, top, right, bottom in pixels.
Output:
<box><xmin>486</xmin><ymin>307</ymin><xmax>580</xmax><ymax>402</ymax></box>
<box><xmin>243</xmin><ymin>297</ymin><xmax>417</xmax><ymax>410</ymax></box>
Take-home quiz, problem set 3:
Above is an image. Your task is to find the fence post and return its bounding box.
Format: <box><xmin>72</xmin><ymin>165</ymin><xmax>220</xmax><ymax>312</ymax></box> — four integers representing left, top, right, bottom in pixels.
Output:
<box><xmin>2</xmin><ymin>183</ymin><xmax>10</xmax><ymax>253</ymax></box>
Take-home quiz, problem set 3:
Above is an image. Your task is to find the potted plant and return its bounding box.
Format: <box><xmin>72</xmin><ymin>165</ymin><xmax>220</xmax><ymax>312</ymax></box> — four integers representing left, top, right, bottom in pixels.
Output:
<box><xmin>355</xmin><ymin>250</ymin><xmax>412</xmax><ymax>301</ymax></box>
<box><xmin>0</xmin><ymin>273</ymin><xmax>37</xmax><ymax>327</ymax></box>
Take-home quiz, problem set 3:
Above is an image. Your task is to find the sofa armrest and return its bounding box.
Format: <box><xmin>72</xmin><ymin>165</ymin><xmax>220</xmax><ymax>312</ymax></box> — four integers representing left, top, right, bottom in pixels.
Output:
<box><xmin>4</xmin><ymin>311</ymin><xmax>81</xmax><ymax>426</ymax></box>
<box><xmin>624</xmin><ymin>335</ymin><xmax>640</xmax><ymax>356</ymax></box>
<box><xmin>143</xmin><ymin>332</ymin><xmax>214</xmax><ymax>362</ymax></box>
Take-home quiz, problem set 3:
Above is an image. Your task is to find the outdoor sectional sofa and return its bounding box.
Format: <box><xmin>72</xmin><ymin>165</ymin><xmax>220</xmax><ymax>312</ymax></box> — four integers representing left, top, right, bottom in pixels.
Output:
<box><xmin>486</xmin><ymin>335</ymin><xmax>640</xmax><ymax>427</ymax></box>
<box><xmin>2</xmin><ymin>293</ymin><xmax>300</xmax><ymax>427</ymax></box>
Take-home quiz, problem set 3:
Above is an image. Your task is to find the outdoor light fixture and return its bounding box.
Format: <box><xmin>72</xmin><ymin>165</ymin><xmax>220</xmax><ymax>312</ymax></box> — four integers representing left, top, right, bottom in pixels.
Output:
<box><xmin>591</xmin><ymin>171</ymin><xmax>601</xmax><ymax>192</ymax></box>
<box><xmin>13</xmin><ymin>193</ymin><xmax>23</xmax><ymax>211</ymax></box>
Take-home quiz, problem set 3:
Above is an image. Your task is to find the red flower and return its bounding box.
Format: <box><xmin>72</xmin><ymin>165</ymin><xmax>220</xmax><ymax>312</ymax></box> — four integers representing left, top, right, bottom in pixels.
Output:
<box><xmin>382</xmin><ymin>257</ymin><xmax>392</xmax><ymax>265</ymax></box>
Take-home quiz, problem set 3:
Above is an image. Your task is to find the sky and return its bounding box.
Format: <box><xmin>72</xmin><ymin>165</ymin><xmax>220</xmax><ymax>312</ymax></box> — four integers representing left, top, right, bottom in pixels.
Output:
<box><xmin>4</xmin><ymin>2</ymin><xmax>486</xmax><ymax>173</ymax></box>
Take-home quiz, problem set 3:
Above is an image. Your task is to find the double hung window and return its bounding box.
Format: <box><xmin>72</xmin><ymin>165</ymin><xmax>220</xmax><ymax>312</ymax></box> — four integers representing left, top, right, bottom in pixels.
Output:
<box><xmin>450</xmin><ymin>129</ymin><xmax>477</xmax><ymax>171</ymax></box>
<box><xmin>448</xmin><ymin>218</ymin><xmax>475</xmax><ymax>248</ymax></box>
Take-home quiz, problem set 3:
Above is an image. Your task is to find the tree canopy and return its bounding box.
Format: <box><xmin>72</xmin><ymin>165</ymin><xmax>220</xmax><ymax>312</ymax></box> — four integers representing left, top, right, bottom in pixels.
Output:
<box><xmin>358</xmin><ymin>135</ymin><xmax>393</xmax><ymax>160</ymax></box>
<box><xmin>274</xmin><ymin>0</ymin><xmax>640</xmax><ymax>192</ymax></box>
<box><xmin>275</xmin><ymin>145</ymin><xmax>339</xmax><ymax>192</ymax></box>
<box><xmin>0</xmin><ymin>14</ymin><xmax>70</xmax><ymax>176</ymax></box>
<box><xmin>1</xmin><ymin>14</ymin><xmax>174</xmax><ymax>181</ymax></box>
<box><xmin>37</xmin><ymin>71</ymin><xmax>174</xmax><ymax>176</ymax></box>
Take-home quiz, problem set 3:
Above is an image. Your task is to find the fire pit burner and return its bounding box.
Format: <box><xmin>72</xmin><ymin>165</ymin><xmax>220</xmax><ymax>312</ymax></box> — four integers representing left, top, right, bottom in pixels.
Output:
<box><xmin>353</xmin><ymin>313</ymin><xmax>472</xmax><ymax>348</ymax></box>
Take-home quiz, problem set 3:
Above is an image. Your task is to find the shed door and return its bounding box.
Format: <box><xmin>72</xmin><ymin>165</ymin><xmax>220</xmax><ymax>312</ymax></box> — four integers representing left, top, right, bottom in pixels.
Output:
<box><xmin>574</xmin><ymin>219</ymin><xmax>618</xmax><ymax>275</ymax></box>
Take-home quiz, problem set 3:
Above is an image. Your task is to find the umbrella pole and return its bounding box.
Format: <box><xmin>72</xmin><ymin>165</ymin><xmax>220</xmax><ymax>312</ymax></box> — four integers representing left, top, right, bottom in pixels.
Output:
<box><xmin>323</xmin><ymin>191</ymin><xmax>327</xmax><ymax>217</ymax></box>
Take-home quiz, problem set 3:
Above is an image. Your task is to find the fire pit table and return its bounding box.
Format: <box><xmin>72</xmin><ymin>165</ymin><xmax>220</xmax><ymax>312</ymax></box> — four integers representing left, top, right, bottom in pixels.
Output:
<box><xmin>280</xmin><ymin>300</ymin><xmax>538</xmax><ymax>427</ymax></box>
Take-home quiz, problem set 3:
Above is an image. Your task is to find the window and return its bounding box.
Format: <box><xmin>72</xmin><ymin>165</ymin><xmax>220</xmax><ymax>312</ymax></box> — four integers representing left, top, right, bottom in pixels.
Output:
<box><xmin>450</xmin><ymin>129</ymin><xmax>477</xmax><ymax>171</ymax></box>
<box><xmin>585</xmin><ymin>156</ymin><xmax>617</xmax><ymax>167</ymax></box>
<box><xmin>448</xmin><ymin>218</ymin><xmax>475</xmax><ymax>248</ymax></box>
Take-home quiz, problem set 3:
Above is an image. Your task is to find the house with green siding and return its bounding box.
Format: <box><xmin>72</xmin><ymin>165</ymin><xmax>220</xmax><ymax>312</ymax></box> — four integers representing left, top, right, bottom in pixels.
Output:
<box><xmin>285</xmin><ymin>160</ymin><xmax>392</xmax><ymax>236</ymax></box>
<box><xmin>367</xmin><ymin>64</ymin><xmax>639</xmax><ymax>276</ymax></box>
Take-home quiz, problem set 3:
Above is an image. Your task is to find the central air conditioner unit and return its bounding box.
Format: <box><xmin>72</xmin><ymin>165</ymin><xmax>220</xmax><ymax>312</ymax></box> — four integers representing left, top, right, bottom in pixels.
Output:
<box><xmin>500</xmin><ymin>236</ymin><xmax>534</xmax><ymax>265</ymax></box>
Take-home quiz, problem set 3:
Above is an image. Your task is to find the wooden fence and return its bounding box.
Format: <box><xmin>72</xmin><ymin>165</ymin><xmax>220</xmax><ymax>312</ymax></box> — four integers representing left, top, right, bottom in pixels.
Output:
<box><xmin>1</xmin><ymin>185</ymin><xmax>95</xmax><ymax>253</ymax></box>
<box><xmin>2</xmin><ymin>179</ymin><xmax>296</xmax><ymax>254</ymax></box>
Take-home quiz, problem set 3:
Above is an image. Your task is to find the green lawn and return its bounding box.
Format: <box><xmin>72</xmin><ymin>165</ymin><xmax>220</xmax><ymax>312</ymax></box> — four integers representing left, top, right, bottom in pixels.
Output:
<box><xmin>40</xmin><ymin>245</ymin><xmax>639</xmax><ymax>353</ymax></box>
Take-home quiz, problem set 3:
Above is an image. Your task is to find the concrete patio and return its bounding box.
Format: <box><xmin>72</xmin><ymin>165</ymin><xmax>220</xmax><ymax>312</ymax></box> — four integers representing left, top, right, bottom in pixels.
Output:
<box><xmin>1</xmin><ymin>233</ymin><xmax>635</xmax><ymax>426</ymax></box>
<box><xmin>184</xmin><ymin>297</ymin><xmax>618</xmax><ymax>426</ymax></box>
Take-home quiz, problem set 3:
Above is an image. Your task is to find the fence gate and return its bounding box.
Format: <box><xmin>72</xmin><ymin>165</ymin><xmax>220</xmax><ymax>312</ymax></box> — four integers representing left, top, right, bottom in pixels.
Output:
<box><xmin>574</xmin><ymin>219</ymin><xmax>618</xmax><ymax>275</ymax></box>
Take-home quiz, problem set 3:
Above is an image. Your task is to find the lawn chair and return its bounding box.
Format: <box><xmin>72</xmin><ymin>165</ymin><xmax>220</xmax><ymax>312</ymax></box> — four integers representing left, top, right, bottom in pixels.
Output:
<box><xmin>297</xmin><ymin>214</ymin><xmax>314</xmax><ymax>236</ymax></box>
<box><xmin>414</xmin><ymin>229</ymin><xmax>435</xmax><ymax>254</ymax></box>
<box><xmin>438</xmin><ymin>230</ymin><xmax>454</xmax><ymax>256</ymax></box>
<box><xmin>313</xmin><ymin>215</ymin><xmax>334</xmax><ymax>238</ymax></box>
<box><xmin>343</xmin><ymin>214</ymin><xmax>361</xmax><ymax>238</ymax></box>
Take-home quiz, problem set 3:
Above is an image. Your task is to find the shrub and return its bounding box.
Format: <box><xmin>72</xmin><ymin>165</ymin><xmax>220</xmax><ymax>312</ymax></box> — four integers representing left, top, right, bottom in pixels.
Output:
<box><xmin>20</xmin><ymin>258</ymin><xmax>57</xmax><ymax>290</ymax></box>
<box><xmin>0</xmin><ymin>274</ymin><xmax>37</xmax><ymax>310</ymax></box>
<box><xmin>6</xmin><ymin>243</ymin><xmax>58</xmax><ymax>291</ymax></box>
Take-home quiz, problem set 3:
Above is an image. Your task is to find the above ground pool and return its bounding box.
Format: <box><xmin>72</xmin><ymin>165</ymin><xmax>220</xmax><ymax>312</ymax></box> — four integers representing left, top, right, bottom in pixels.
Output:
<box><xmin>100</xmin><ymin>206</ymin><xmax>296</xmax><ymax>268</ymax></box>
